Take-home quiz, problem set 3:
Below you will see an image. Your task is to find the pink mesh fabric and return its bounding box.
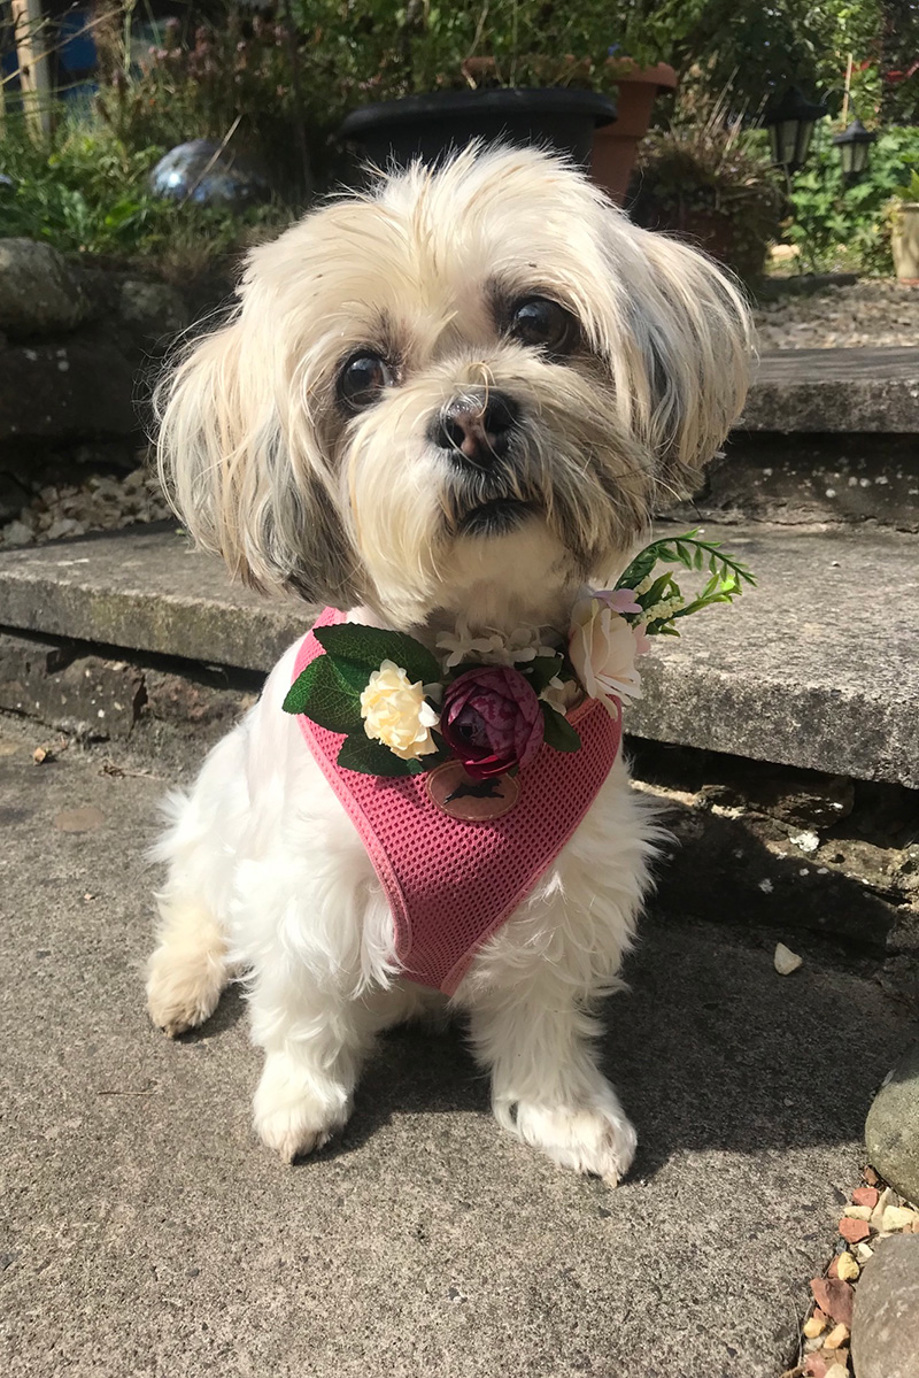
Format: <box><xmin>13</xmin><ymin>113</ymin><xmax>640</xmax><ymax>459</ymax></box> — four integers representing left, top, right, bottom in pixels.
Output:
<box><xmin>293</xmin><ymin>609</ymin><xmax>622</xmax><ymax>995</ymax></box>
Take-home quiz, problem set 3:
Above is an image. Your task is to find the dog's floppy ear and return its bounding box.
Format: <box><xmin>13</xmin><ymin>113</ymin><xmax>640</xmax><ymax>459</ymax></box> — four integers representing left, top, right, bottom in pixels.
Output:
<box><xmin>154</xmin><ymin>297</ymin><xmax>360</xmax><ymax>607</ymax></box>
<box><xmin>604</xmin><ymin>221</ymin><xmax>753</xmax><ymax>501</ymax></box>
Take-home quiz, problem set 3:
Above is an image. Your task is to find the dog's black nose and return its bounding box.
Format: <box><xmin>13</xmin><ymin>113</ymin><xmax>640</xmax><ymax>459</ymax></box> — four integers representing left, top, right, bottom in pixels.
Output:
<box><xmin>432</xmin><ymin>392</ymin><xmax>519</xmax><ymax>468</ymax></box>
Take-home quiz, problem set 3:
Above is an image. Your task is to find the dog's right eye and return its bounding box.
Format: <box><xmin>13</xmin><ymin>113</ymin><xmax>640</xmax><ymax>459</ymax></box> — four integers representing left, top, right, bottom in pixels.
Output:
<box><xmin>338</xmin><ymin>353</ymin><xmax>394</xmax><ymax>411</ymax></box>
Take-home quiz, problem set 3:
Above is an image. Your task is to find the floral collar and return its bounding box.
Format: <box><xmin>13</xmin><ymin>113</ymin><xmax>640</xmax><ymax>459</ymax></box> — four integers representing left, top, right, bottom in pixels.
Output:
<box><xmin>283</xmin><ymin>530</ymin><xmax>754</xmax><ymax>779</ymax></box>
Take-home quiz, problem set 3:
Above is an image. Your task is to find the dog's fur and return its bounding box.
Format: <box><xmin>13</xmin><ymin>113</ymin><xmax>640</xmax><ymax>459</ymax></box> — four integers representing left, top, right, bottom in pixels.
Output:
<box><xmin>146</xmin><ymin>145</ymin><xmax>752</xmax><ymax>1181</ymax></box>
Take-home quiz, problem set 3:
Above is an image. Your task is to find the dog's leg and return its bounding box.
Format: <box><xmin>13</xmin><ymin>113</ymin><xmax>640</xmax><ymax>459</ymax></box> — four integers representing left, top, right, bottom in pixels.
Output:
<box><xmin>146</xmin><ymin>901</ymin><xmax>228</xmax><ymax>1038</ymax></box>
<box><xmin>146</xmin><ymin>728</ymin><xmax>248</xmax><ymax>1037</ymax></box>
<box><xmin>467</xmin><ymin>981</ymin><xmax>636</xmax><ymax>1186</ymax></box>
<box><xmin>248</xmin><ymin>972</ymin><xmax>407</xmax><ymax>1163</ymax></box>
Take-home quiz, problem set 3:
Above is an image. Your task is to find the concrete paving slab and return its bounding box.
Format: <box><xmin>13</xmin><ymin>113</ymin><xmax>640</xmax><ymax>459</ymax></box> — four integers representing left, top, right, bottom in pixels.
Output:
<box><xmin>1</xmin><ymin>519</ymin><xmax>917</xmax><ymax>787</ymax></box>
<box><xmin>0</xmin><ymin>716</ymin><xmax>910</xmax><ymax>1378</ymax></box>
<box><xmin>627</xmin><ymin>521</ymin><xmax>919</xmax><ymax>789</ymax></box>
<box><xmin>0</xmin><ymin>523</ymin><xmax>312</xmax><ymax>674</ymax></box>
<box><xmin>744</xmin><ymin>347</ymin><xmax>919</xmax><ymax>433</ymax></box>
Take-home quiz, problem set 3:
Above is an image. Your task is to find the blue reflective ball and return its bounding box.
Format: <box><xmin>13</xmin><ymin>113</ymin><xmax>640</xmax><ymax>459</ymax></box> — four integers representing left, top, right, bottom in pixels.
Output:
<box><xmin>149</xmin><ymin>140</ymin><xmax>270</xmax><ymax>208</ymax></box>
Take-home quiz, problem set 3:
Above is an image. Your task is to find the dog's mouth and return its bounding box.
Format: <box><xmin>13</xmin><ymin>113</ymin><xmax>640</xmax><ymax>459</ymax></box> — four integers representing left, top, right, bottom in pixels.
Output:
<box><xmin>457</xmin><ymin>498</ymin><xmax>535</xmax><ymax>538</ymax></box>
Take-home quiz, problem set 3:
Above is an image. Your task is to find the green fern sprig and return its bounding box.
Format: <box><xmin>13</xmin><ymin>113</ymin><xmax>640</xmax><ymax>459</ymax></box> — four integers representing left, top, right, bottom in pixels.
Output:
<box><xmin>615</xmin><ymin>530</ymin><xmax>755</xmax><ymax>636</ymax></box>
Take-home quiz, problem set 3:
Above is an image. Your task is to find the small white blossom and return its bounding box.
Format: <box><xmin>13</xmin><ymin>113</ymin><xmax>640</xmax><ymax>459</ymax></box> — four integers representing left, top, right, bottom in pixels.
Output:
<box><xmin>641</xmin><ymin>595</ymin><xmax>685</xmax><ymax>624</ymax></box>
<box><xmin>538</xmin><ymin>676</ymin><xmax>571</xmax><ymax>716</ymax></box>
<box><xmin>437</xmin><ymin>620</ymin><xmax>558</xmax><ymax>671</ymax></box>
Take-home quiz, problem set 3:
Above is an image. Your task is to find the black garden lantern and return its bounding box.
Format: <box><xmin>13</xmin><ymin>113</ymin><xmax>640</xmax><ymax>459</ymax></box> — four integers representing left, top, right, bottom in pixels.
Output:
<box><xmin>763</xmin><ymin>85</ymin><xmax>828</xmax><ymax>174</ymax></box>
<box><xmin>832</xmin><ymin>117</ymin><xmax>877</xmax><ymax>184</ymax></box>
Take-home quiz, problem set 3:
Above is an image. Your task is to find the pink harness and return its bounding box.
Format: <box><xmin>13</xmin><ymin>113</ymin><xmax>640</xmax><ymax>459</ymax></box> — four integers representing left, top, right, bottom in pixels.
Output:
<box><xmin>293</xmin><ymin>609</ymin><xmax>622</xmax><ymax>994</ymax></box>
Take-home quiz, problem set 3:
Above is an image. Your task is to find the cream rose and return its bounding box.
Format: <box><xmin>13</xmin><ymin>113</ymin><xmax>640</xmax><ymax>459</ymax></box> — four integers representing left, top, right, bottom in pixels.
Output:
<box><xmin>360</xmin><ymin>661</ymin><xmax>440</xmax><ymax>760</ymax></box>
<box><xmin>569</xmin><ymin>597</ymin><xmax>647</xmax><ymax>714</ymax></box>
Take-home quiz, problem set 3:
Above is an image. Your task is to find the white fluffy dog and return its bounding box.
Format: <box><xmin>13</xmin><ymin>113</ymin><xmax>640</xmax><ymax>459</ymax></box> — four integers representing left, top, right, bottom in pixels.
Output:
<box><xmin>146</xmin><ymin>144</ymin><xmax>751</xmax><ymax>1181</ymax></box>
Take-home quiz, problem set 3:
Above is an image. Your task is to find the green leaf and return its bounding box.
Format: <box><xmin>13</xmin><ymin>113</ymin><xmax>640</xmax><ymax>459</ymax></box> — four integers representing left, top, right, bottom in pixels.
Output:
<box><xmin>336</xmin><ymin>733</ymin><xmax>428</xmax><ymax>777</ymax></box>
<box><xmin>615</xmin><ymin>545</ymin><xmax>660</xmax><ymax>592</ymax></box>
<box><xmin>637</xmin><ymin>571</ymin><xmax>678</xmax><ymax>612</ymax></box>
<box><xmin>282</xmin><ymin>655</ymin><xmax>364</xmax><ymax>733</ymax></box>
<box><xmin>315</xmin><ymin>624</ymin><xmax>441</xmax><ymax>685</ymax></box>
<box><xmin>326</xmin><ymin>654</ymin><xmax>373</xmax><ymax>695</ymax></box>
<box><xmin>524</xmin><ymin>654</ymin><xmax>565</xmax><ymax>693</ymax></box>
<box><xmin>540</xmin><ymin>702</ymin><xmax>582</xmax><ymax>753</ymax></box>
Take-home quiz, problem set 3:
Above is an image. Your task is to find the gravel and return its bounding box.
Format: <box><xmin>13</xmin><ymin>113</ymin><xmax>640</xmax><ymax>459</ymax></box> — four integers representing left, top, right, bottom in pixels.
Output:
<box><xmin>754</xmin><ymin>279</ymin><xmax>919</xmax><ymax>351</ymax></box>
<box><xmin>0</xmin><ymin>464</ymin><xmax>171</xmax><ymax>550</ymax></box>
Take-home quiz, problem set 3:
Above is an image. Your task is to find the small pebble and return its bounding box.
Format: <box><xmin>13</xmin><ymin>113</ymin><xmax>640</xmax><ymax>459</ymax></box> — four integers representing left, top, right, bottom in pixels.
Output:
<box><xmin>824</xmin><ymin>1323</ymin><xmax>849</xmax><ymax>1350</ymax></box>
<box><xmin>839</xmin><ymin>1216</ymin><xmax>870</xmax><ymax>1243</ymax></box>
<box><xmin>774</xmin><ymin>942</ymin><xmax>803</xmax><ymax>975</ymax></box>
<box><xmin>863</xmin><ymin>1166</ymin><xmax>879</xmax><ymax>1187</ymax></box>
<box><xmin>855</xmin><ymin>1241</ymin><xmax>874</xmax><ymax>1262</ymax></box>
<box><xmin>842</xmin><ymin>1204</ymin><xmax>872</xmax><ymax>1220</ymax></box>
<box><xmin>869</xmin><ymin>1187</ymin><xmax>894</xmax><ymax>1229</ymax></box>
<box><xmin>880</xmin><ymin>1204</ymin><xmax>919</xmax><ymax>1231</ymax></box>
<box><xmin>851</xmin><ymin>1186</ymin><xmax>878</xmax><ymax>1208</ymax></box>
<box><xmin>804</xmin><ymin>1314</ymin><xmax>827</xmax><ymax>1338</ymax></box>
<box><xmin>810</xmin><ymin>1277</ymin><xmax>854</xmax><ymax>1328</ymax></box>
<box><xmin>836</xmin><ymin>1251</ymin><xmax>859</xmax><ymax>1281</ymax></box>
<box><xmin>824</xmin><ymin>1365</ymin><xmax>848</xmax><ymax>1378</ymax></box>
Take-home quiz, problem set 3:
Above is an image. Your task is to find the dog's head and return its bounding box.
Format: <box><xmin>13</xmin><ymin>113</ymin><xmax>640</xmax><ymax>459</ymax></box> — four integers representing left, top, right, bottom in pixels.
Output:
<box><xmin>156</xmin><ymin>144</ymin><xmax>752</xmax><ymax>630</ymax></box>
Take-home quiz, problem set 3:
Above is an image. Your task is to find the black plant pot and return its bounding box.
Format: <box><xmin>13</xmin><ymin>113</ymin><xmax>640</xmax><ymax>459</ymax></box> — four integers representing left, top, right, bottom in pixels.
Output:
<box><xmin>338</xmin><ymin>88</ymin><xmax>616</xmax><ymax>174</ymax></box>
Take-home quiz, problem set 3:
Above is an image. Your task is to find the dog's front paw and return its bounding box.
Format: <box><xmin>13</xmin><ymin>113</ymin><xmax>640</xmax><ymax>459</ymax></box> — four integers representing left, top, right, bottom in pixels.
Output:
<box><xmin>500</xmin><ymin>1090</ymin><xmax>637</xmax><ymax>1185</ymax></box>
<box><xmin>146</xmin><ymin>940</ymin><xmax>225</xmax><ymax>1038</ymax></box>
<box><xmin>253</xmin><ymin>1053</ymin><xmax>351</xmax><ymax>1163</ymax></box>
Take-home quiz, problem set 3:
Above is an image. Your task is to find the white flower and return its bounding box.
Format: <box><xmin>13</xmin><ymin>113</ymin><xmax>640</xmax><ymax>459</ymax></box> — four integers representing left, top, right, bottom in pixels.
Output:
<box><xmin>360</xmin><ymin>660</ymin><xmax>440</xmax><ymax>760</ymax></box>
<box><xmin>538</xmin><ymin>676</ymin><xmax>572</xmax><ymax>716</ymax></box>
<box><xmin>504</xmin><ymin>626</ymin><xmax>560</xmax><ymax>664</ymax></box>
<box><xmin>568</xmin><ymin>596</ymin><xmax>649</xmax><ymax>713</ymax></box>
<box><xmin>641</xmin><ymin>594</ymin><xmax>685</xmax><ymax>624</ymax></box>
<box><xmin>436</xmin><ymin>621</ymin><xmax>505</xmax><ymax>670</ymax></box>
<box><xmin>436</xmin><ymin>620</ymin><xmax>559</xmax><ymax>671</ymax></box>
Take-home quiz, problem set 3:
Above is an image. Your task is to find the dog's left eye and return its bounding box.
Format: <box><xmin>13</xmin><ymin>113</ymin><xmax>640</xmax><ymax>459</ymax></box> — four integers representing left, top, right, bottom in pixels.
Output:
<box><xmin>338</xmin><ymin>353</ymin><xmax>395</xmax><ymax>411</ymax></box>
<box><xmin>508</xmin><ymin>297</ymin><xmax>579</xmax><ymax>356</ymax></box>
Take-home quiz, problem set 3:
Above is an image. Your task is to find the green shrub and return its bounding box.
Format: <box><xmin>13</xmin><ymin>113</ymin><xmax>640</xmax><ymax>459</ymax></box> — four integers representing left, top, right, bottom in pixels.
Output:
<box><xmin>785</xmin><ymin>124</ymin><xmax>919</xmax><ymax>273</ymax></box>
<box><xmin>629</xmin><ymin>113</ymin><xmax>786</xmax><ymax>282</ymax></box>
<box><xmin>0</xmin><ymin>114</ymin><xmax>294</xmax><ymax>271</ymax></box>
<box><xmin>95</xmin><ymin>11</ymin><xmax>312</xmax><ymax>192</ymax></box>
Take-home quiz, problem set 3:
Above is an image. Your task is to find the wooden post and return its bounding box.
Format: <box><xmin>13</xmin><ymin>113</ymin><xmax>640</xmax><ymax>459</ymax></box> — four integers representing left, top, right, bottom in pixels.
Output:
<box><xmin>841</xmin><ymin>53</ymin><xmax>854</xmax><ymax>128</ymax></box>
<box><xmin>10</xmin><ymin>0</ymin><xmax>52</xmax><ymax>138</ymax></box>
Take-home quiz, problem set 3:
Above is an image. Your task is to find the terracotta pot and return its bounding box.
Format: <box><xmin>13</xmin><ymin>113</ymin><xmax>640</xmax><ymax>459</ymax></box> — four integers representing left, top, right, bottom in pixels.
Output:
<box><xmin>891</xmin><ymin>202</ymin><xmax>919</xmax><ymax>282</ymax></box>
<box><xmin>590</xmin><ymin>61</ymin><xmax>677</xmax><ymax>205</ymax></box>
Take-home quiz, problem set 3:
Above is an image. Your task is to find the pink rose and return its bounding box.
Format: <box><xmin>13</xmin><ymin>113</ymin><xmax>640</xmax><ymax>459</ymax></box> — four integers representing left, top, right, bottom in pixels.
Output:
<box><xmin>569</xmin><ymin>596</ymin><xmax>646</xmax><ymax>712</ymax></box>
<box><xmin>441</xmin><ymin>666</ymin><xmax>544</xmax><ymax>779</ymax></box>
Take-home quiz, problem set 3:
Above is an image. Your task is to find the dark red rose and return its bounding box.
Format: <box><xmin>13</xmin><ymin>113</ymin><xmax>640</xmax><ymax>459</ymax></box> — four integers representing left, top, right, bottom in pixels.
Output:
<box><xmin>440</xmin><ymin>665</ymin><xmax>544</xmax><ymax>779</ymax></box>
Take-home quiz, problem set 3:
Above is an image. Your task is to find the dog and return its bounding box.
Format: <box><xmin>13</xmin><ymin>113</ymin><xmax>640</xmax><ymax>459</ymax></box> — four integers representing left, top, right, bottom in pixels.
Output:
<box><xmin>145</xmin><ymin>144</ymin><xmax>751</xmax><ymax>1181</ymax></box>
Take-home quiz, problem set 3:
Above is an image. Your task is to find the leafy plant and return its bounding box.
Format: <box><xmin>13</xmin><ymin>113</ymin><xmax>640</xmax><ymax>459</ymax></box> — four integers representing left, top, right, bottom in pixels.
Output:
<box><xmin>616</xmin><ymin>530</ymin><xmax>755</xmax><ymax>635</ymax></box>
<box><xmin>893</xmin><ymin>166</ymin><xmax>919</xmax><ymax>200</ymax></box>
<box><xmin>628</xmin><ymin>95</ymin><xmax>787</xmax><ymax>281</ymax></box>
<box><xmin>0</xmin><ymin>113</ymin><xmax>293</xmax><ymax>268</ymax></box>
<box><xmin>288</xmin><ymin>0</ymin><xmax>677</xmax><ymax>111</ymax></box>
<box><xmin>784</xmin><ymin>123</ymin><xmax>919</xmax><ymax>272</ymax></box>
<box><xmin>95</xmin><ymin>9</ymin><xmax>312</xmax><ymax>192</ymax></box>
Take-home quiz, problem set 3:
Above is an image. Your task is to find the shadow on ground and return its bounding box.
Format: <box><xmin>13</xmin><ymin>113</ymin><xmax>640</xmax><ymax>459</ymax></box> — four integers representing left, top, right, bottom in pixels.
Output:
<box><xmin>273</xmin><ymin>910</ymin><xmax>902</xmax><ymax>1177</ymax></box>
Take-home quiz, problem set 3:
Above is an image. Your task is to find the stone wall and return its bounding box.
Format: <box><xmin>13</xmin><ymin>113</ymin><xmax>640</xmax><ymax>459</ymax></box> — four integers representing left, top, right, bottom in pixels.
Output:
<box><xmin>0</xmin><ymin>238</ymin><xmax>205</xmax><ymax>527</ymax></box>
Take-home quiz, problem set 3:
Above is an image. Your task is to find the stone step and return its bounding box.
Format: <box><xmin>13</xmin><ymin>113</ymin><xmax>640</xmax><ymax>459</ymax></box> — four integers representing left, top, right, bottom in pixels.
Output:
<box><xmin>664</xmin><ymin>432</ymin><xmax>919</xmax><ymax>534</ymax></box>
<box><xmin>0</xmin><ymin>518</ymin><xmax>916</xmax><ymax>789</ymax></box>
<box><xmin>0</xmin><ymin>522</ymin><xmax>312</xmax><ymax>675</ymax></box>
<box><xmin>628</xmin><ymin>520</ymin><xmax>919</xmax><ymax>789</ymax></box>
<box><xmin>743</xmin><ymin>347</ymin><xmax>919</xmax><ymax>434</ymax></box>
